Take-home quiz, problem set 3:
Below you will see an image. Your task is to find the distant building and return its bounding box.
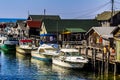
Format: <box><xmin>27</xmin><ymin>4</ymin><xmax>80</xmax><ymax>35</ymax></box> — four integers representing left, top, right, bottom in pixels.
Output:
<box><xmin>25</xmin><ymin>21</ymin><xmax>42</xmax><ymax>37</ymax></box>
<box><xmin>112</xmin><ymin>26</ymin><xmax>120</xmax><ymax>60</ymax></box>
<box><xmin>96</xmin><ymin>11</ymin><xmax>120</xmax><ymax>27</ymax></box>
<box><xmin>27</xmin><ymin>15</ymin><xmax>61</xmax><ymax>21</ymax></box>
<box><xmin>85</xmin><ymin>27</ymin><xmax>116</xmax><ymax>48</ymax></box>
<box><xmin>41</xmin><ymin>19</ymin><xmax>100</xmax><ymax>42</ymax></box>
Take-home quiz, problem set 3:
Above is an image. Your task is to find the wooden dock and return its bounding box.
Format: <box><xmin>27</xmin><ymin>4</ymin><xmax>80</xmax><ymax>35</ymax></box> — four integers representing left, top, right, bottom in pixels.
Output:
<box><xmin>75</xmin><ymin>46</ymin><xmax>119</xmax><ymax>75</ymax></box>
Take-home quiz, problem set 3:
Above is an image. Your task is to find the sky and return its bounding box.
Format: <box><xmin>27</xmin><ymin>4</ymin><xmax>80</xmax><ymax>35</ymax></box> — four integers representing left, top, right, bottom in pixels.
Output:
<box><xmin>0</xmin><ymin>0</ymin><xmax>120</xmax><ymax>19</ymax></box>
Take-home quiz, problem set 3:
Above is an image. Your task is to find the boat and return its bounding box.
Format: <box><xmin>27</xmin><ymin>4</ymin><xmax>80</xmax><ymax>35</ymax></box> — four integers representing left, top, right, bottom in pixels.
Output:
<box><xmin>52</xmin><ymin>48</ymin><xmax>88</xmax><ymax>68</ymax></box>
<box><xmin>16</xmin><ymin>39</ymin><xmax>38</xmax><ymax>55</ymax></box>
<box><xmin>1</xmin><ymin>35</ymin><xmax>19</xmax><ymax>51</ymax></box>
<box><xmin>0</xmin><ymin>36</ymin><xmax>7</xmax><ymax>47</ymax></box>
<box><xmin>31</xmin><ymin>44</ymin><xmax>59</xmax><ymax>62</ymax></box>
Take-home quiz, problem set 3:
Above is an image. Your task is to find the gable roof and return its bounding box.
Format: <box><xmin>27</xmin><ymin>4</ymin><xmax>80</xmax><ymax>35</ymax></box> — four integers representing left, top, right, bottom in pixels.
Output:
<box><xmin>43</xmin><ymin>19</ymin><xmax>100</xmax><ymax>33</ymax></box>
<box><xmin>86</xmin><ymin>27</ymin><xmax>116</xmax><ymax>38</ymax></box>
<box><xmin>27</xmin><ymin>21</ymin><xmax>42</xmax><ymax>28</ymax></box>
<box><xmin>27</xmin><ymin>15</ymin><xmax>61</xmax><ymax>21</ymax></box>
<box><xmin>96</xmin><ymin>11</ymin><xmax>120</xmax><ymax>20</ymax></box>
<box><xmin>111</xmin><ymin>26</ymin><xmax>120</xmax><ymax>35</ymax></box>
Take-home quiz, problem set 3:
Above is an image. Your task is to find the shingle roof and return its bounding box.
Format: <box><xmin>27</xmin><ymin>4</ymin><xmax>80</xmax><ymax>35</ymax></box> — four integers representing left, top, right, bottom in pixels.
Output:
<box><xmin>27</xmin><ymin>15</ymin><xmax>61</xmax><ymax>21</ymax></box>
<box><xmin>96</xmin><ymin>11</ymin><xmax>120</xmax><ymax>20</ymax></box>
<box><xmin>27</xmin><ymin>21</ymin><xmax>42</xmax><ymax>28</ymax></box>
<box><xmin>43</xmin><ymin>19</ymin><xmax>100</xmax><ymax>33</ymax></box>
<box><xmin>86</xmin><ymin>27</ymin><xmax>116</xmax><ymax>38</ymax></box>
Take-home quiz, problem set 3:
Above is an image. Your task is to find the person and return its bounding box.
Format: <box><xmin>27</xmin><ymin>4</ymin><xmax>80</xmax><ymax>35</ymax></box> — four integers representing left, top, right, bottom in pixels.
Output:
<box><xmin>40</xmin><ymin>40</ymin><xmax>44</xmax><ymax>45</ymax></box>
<box><xmin>99</xmin><ymin>36</ymin><xmax>102</xmax><ymax>47</ymax></box>
<box><xmin>66</xmin><ymin>43</ymin><xmax>70</xmax><ymax>48</ymax></box>
<box><xmin>110</xmin><ymin>47</ymin><xmax>115</xmax><ymax>60</ymax></box>
<box><xmin>103</xmin><ymin>46</ymin><xmax>107</xmax><ymax>59</ymax></box>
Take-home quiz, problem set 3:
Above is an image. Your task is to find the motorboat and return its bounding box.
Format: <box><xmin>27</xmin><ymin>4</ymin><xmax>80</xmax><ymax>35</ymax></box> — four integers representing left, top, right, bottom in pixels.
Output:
<box><xmin>0</xmin><ymin>36</ymin><xmax>7</xmax><ymax>47</ymax></box>
<box><xmin>1</xmin><ymin>35</ymin><xmax>18</xmax><ymax>51</ymax></box>
<box><xmin>16</xmin><ymin>39</ymin><xmax>38</xmax><ymax>55</ymax></box>
<box><xmin>52</xmin><ymin>48</ymin><xmax>88</xmax><ymax>68</ymax></box>
<box><xmin>31</xmin><ymin>44</ymin><xmax>59</xmax><ymax>62</ymax></box>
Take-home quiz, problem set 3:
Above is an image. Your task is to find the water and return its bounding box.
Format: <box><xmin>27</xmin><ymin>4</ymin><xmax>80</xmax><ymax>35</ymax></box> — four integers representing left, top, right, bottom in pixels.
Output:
<box><xmin>0</xmin><ymin>50</ymin><xmax>120</xmax><ymax>80</ymax></box>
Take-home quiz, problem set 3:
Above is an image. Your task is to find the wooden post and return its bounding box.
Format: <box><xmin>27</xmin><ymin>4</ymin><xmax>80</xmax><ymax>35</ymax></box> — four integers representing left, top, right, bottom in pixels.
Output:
<box><xmin>91</xmin><ymin>48</ymin><xmax>94</xmax><ymax>70</ymax></box>
<box><xmin>101</xmin><ymin>50</ymin><xmax>104</xmax><ymax>75</ymax></box>
<box><xmin>79</xmin><ymin>47</ymin><xmax>81</xmax><ymax>55</ymax></box>
<box><xmin>85</xmin><ymin>47</ymin><xmax>88</xmax><ymax>58</ymax></box>
<box><xmin>98</xmin><ymin>61</ymin><xmax>101</xmax><ymax>75</ymax></box>
<box><xmin>114</xmin><ymin>62</ymin><xmax>116</xmax><ymax>76</ymax></box>
<box><xmin>93</xmin><ymin>49</ymin><xmax>97</xmax><ymax>72</ymax></box>
<box><xmin>105</xmin><ymin>52</ymin><xmax>110</xmax><ymax>74</ymax></box>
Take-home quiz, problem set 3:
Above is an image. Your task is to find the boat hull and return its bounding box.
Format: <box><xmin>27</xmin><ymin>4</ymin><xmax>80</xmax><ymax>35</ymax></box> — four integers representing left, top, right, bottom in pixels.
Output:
<box><xmin>31</xmin><ymin>51</ymin><xmax>52</xmax><ymax>62</ymax></box>
<box><xmin>16</xmin><ymin>46</ymin><xmax>37</xmax><ymax>55</ymax></box>
<box><xmin>52</xmin><ymin>58</ymin><xmax>85</xmax><ymax>68</ymax></box>
<box><xmin>1</xmin><ymin>44</ymin><xmax>16</xmax><ymax>51</ymax></box>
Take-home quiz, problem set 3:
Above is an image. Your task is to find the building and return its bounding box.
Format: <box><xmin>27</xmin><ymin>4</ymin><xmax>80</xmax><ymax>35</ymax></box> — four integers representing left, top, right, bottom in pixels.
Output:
<box><xmin>85</xmin><ymin>27</ymin><xmax>116</xmax><ymax>48</ymax></box>
<box><xmin>96</xmin><ymin>11</ymin><xmax>120</xmax><ymax>27</ymax></box>
<box><xmin>41</xmin><ymin>19</ymin><xmax>100</xmax><ymax>44</ymax></box>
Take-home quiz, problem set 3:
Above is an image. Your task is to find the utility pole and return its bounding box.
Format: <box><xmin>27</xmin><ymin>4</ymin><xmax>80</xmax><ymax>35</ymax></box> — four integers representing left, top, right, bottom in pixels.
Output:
<box><xmin>44</xmin><ymin>9</ymin><xmax>46</xmax><ymax>15</ymax></box>
<box><xmin>111</xmin><ymin>0</ymin><xmax>114</xmax><ymax>25</ymax></box>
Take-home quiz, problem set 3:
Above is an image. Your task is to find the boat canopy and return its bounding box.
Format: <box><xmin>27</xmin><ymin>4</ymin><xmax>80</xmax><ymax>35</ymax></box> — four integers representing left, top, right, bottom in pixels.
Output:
<box><xmin>20</xmin><ymin>39</ymin><xmax>32</xmax><ymax>42</ymax></box>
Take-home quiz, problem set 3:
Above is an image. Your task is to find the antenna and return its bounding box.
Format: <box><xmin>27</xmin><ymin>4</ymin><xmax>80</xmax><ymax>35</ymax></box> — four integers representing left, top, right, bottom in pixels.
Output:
<box><xmin>28</xmin><ymin>10</ymin><xmax>30</xmax><ymax>15</ymax></box>
<box><xmin>44</xmin><ymin>9</ymin><xmax>46</xmax><ymax>15</ymax></box>
<box><xmin>111</xmin><ymin>0</ymin><xmax>114</xmax><ymax>24</ymax></box>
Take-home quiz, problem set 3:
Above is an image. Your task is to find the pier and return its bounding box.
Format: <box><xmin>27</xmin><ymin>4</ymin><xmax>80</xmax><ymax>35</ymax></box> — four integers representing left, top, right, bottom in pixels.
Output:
<box><xmin>75</xmin><ymin>45</ymin><xmax>119</xmax><ymax>75</ymax></box>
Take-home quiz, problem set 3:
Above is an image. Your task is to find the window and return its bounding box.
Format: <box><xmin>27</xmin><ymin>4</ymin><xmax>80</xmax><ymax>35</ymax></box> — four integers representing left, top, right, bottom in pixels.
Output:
<box><xmin>39</xmin><ymin>49</ymin><xmax>45</xmax><ymax>53</ymax></box>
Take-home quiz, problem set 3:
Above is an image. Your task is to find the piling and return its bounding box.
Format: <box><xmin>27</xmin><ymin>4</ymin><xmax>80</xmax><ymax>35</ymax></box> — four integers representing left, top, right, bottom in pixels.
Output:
<box><xmin>101</xmin><ymin>50</ymin><xmax>104</xmax><ymax>75</ymax></box>
<box><xmin>93</xmin><ymin>49</ymin><xmax>97</xmax><ymax>72</ymax></box>
<box><xmin>85</xmin><ymin>47</ymin><xmax>88</xmax><ymax>58</ymax></box>
<box><xmin>114</xmin><ymin>62</ymin><xmax>116</xmax><ymax>76</ymax></box>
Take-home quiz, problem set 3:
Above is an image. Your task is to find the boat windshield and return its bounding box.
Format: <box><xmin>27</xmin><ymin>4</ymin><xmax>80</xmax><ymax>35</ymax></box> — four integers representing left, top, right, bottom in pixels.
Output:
<box><xmin>20</xmin><ymin>42</ymin><xmax>33</xmax><ymax>47</ymax></box>
<box><xmin>45</xmin><ymin>48</ymin><xmax>57</xmax><ymax>51</ymax></box>
<box><xmin>66</xmin><ymin>52</ymin><xmax>80</xmax><ymax>56</ymax></box>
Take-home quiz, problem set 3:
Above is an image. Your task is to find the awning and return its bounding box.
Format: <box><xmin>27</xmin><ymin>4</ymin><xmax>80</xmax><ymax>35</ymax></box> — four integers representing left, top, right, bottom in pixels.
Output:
<box><xmin>62</xmin><ymin>28</ymin><xmax>86</xmax><ymax>34</ymax></box>
<box><xmin>65</xmin><ymin>28</ymin><xmax>86</xmax><ymax>33</ymax></box>
<box><xmin>20</xmin><ymin>39</ymin><xmax>32</xmax><ymax>42</ymax></box>
<box><xmin>62</xmin><ymin>31</ymin><xmax>71</xmax><ymax>34</ymax></box>
<box><xmin>40</xmin><ymin>34</ymin><xmax>55</xmax><ymax>36</ymax></box>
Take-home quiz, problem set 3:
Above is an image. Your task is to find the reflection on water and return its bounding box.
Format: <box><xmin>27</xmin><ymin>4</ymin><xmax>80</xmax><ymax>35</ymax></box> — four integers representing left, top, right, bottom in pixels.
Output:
<box><xmin>0</xmin><ymin>50</ymin><xmax>120</xmax><ymax>80</ymax></box>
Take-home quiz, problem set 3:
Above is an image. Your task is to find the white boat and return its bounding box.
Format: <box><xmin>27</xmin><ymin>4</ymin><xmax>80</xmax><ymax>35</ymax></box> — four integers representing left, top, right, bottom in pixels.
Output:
<box><xmin>52</xmin><ymin>48</ymin><xmax>88</xmax><ymax>68</ymax></box>
<box><xmin>16</xmin><ymin>39</ymin><xmax>38</xmax><ymax>55</ymax></box>
<box><xmin>31</xmin><ymin>44</ymin><xmax>59</xmax><ymax>62</ymax></box>
<box><xmin>0</xmin><ymin>36</ymin><xmax>7</xmax><ymax>47</ymax></box>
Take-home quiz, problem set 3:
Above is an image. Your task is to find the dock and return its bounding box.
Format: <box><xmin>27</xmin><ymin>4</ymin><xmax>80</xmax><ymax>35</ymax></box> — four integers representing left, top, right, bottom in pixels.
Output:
<box><xmin>74</xmin><ymin>45</ymin><xmax>119</xmax><ymax>75</ymax></box>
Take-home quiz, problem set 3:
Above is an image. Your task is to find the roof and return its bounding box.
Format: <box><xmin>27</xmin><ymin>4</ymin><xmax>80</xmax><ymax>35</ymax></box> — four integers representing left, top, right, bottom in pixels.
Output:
<box><xmin>43</xmin><ymin>19</ymin><xmax>100</xmax><ymax>33</ymax></box>
<box><xmin>65</xmin><ymin>28</ymin><xmax>86</xmax><ymax>33</ymax></box>
<box><xmin>27</xmin><ymin>15</ymin><xmax>61</xmax><ymax>21</ymax></box>
<box><xmin>96</xmin><ymin>11</ymin><xmax>120</xmax><ymax>20</ymax></box>
<box><xmin>27</xmin><ymin>21</ymin><xmax>42</xmax><ymax>28</ymax></box>
<box><xmin>86</xmin><ymin>27</ymin><xmax>117</xmax><ymax>39</ymax></box>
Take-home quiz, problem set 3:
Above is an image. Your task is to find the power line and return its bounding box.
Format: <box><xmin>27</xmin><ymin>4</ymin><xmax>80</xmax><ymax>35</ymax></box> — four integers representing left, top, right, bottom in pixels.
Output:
<box><xmin>73</xmin><ymin>1</ymin><xmax>111</xmax><ymax>19</ymax></box>
<box><xmin>47</xmin><ymin>1</ymin><xmax>111</xmax><ymax>15</ymax></box>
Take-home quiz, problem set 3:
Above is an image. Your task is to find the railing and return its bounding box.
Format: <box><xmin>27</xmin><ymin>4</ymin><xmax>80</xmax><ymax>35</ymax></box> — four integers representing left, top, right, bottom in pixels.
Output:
<box><xmin>62</xmin><ymin>41</ymin><xmax>83</xmax><ymax>45</ymax></box>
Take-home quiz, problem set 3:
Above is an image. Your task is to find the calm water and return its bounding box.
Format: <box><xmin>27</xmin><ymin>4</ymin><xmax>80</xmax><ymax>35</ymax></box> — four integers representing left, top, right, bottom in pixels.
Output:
<box><xmin>0</xmin><ymin>50</ymin><xmax>120</xmax><ymax>80</ymax></box>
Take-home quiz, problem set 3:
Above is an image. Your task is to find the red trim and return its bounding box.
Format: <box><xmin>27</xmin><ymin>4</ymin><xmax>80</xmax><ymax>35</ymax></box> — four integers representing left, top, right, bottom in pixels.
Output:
<box><xmin>20</xmin><ymin>39</ymin><xmax>32</xmax><ymax>42</ymax></box>
<box><xmin>27</xmin><ymin>21</ymin><xmax>42</xmax><ymax>28</ymax></box>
